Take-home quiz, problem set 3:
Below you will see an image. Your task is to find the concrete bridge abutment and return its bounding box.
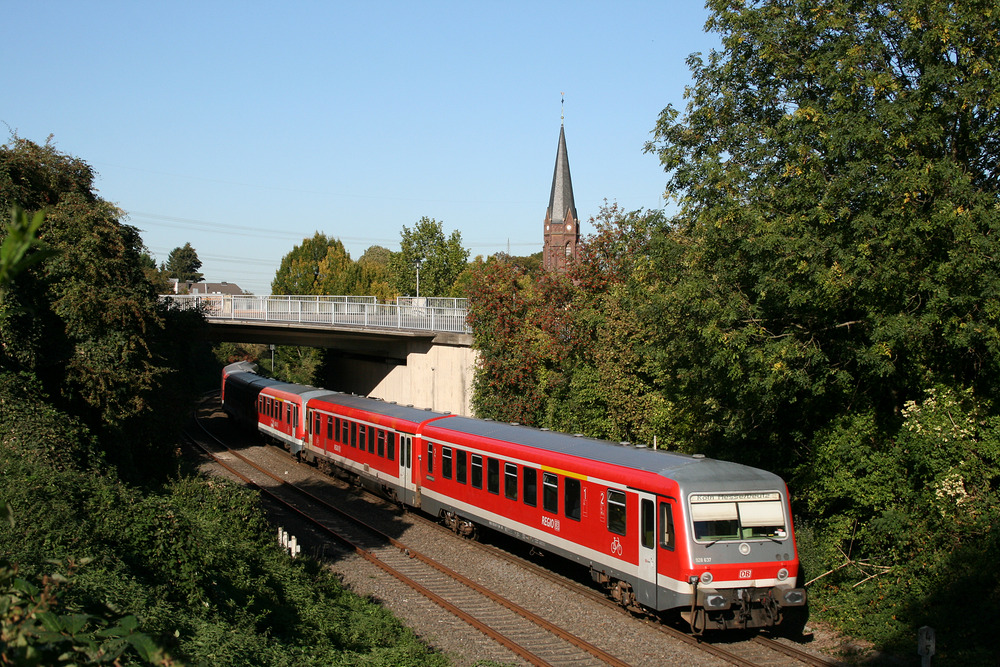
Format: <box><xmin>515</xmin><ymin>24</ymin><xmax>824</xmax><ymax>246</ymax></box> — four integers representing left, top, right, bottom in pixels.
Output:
<box><xmin>324</xmin><ymin>336</ymin><xmax>477</xmax><ymax>416</ymax></box>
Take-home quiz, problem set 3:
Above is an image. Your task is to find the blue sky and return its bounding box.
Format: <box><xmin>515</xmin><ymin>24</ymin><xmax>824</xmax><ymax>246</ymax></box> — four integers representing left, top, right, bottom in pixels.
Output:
<box><xmin>4</xmin><ymin>1</ymin><xmax>718</xmax><ymax>295</ymax></box>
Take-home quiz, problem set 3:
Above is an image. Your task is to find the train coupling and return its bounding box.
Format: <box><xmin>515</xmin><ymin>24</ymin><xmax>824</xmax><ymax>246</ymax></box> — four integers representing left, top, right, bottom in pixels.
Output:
<box><xmin>684</xmin><ymin>585</ymin><xmax>807</xmax><ymax>631</ymax></box>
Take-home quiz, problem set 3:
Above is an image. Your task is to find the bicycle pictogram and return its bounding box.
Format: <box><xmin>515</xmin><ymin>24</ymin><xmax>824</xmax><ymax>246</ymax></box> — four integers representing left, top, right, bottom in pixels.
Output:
<box><xmin>611</xmin><ymin>536</ymin><xmax>623</xmax><ymax>556</ymax></box>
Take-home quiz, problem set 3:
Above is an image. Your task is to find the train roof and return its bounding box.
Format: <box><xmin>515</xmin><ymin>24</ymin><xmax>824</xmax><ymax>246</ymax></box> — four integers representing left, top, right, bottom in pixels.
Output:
<box><xmin>423</xmin><ymin>417</ymin><xmax>784</xmax><ymax>490</ymax></box>
<box><xmin>310</xmin><ymin>392</ymin><xmax>452</xmax><ymax>424</ymax></box>
<box><xmin>262</xmin><ymin>383</ymin><xmax>326</xmax><ymax>398</ymax></box>
<box><xmin>226</xmin><ymin>371</ymin><xmax>284</xmax><ymax>390</ymax></box>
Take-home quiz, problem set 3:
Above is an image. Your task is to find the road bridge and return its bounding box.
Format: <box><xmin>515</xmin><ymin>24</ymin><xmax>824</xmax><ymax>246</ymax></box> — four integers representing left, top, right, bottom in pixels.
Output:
<box><xmin>163</xmin><ymin>294</ymin><xmax>477</xmax><ymax>416</ymax></box>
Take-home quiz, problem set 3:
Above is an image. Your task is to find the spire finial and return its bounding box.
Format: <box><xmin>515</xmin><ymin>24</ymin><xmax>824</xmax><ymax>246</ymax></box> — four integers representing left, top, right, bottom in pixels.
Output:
<box><xmin>560</xmin><ymin>92</ymin><xmax>565</xmax><ymax>123</ymax></box>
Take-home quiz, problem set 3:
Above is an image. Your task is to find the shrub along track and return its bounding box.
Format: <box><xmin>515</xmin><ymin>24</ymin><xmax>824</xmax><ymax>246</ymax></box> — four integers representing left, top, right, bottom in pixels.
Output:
<box><xmin>192</xmin><ymin>397</ymin><xmax>840</xmax><ymax>667</ymax></box>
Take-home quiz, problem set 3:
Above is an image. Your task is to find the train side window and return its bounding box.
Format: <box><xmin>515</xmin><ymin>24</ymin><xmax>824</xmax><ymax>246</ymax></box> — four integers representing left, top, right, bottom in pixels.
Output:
<box><xmin>387</xmin><ymin>432</ymin><xmax>396</xmax><ymax>461</ymax></box>
<box><xmin>368</xmin><ymin>427</ymin><xmax>376</xmax><ymax>454</ymax></box>
<box><xmin>342</xmin><ymin>420</ymin><xmax>351</xmax><ymax>446</ymax></box>
<box><xmin>377</xmin><ymin>430</ymin><xmax>386</xmax><ymax>457</ymax></box>
<box><xmin>286</xmin><ymin>403</ymin><xmax>292</xmax><ymax>425</ymax></box>
<box><xmin>565</xmin><ymin>478</ymin><xmax>581</xmax><ymax>521</ymax></box>
<box><xmin>403</xmin><ymin>435</ymin><xmax>411</xmax><ymax>468</ymax></box>
<box><xmin>327</xmin><ymin>417</ymin><xmax>333</xmax><ymax>440</ymax></box>
<box><xmin>442</xmin><ymin>447</ymin><xmax>453</xmax><ymax>479</ymax></box>
<box><xmin>335</xmin><ymin>418</ymin><xmax>341</xmax><ymax>442</ymax></box>
<box><xmin>608</xmin><ymin>489</ymin><xmax>627</xmax><ymax>535</ymax></box>
<box><xmin>456</xmin><ymin>450</ymin><xmax>467</xmax><ymax>484</ymax></box>
<box><xmin>487</xmin><ymin>458</ymin><xmax>500</xmax><ymax>494</ymax></box>
<box><xmin>659</xmin><ymin>502</ymin><xmax>675</xmax><ymax>551</ymax></box>
<box><xmin>471</xmin><ymin>454</ymin><xmax>483</xmax><ymax>489</ymax></box>
<box><xmin>543</xmin><ymin>473</ymin><xmax>559</xmax><ymax>514</ymax></box>
<box><xmin>427</xmin><ymin>443</ymin><xmax>435</xmax><ymax>475</ymax></box>
<box><xmin>504</xmin><ymin>463</ymin><xmax>518</xmax><ymax>500</ymax></box>
<box><xmin>523</xmin><ymin>468</ymin><xmax>537</xmax><ymax>507</ymax></box>
<box><xmin>313</xmin><ymin>412</ymin><xmax>321</xmax><ymax>435</ymax></box>
<box><xmin>641</xmin><ymin>498</ymin><xmax>655</xmax><ymax>549</ymax></box>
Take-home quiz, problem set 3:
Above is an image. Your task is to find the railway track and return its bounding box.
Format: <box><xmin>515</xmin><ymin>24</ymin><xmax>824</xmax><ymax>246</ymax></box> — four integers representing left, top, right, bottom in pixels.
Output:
<box><xmin>187</xmin><ymin>411</ymin><xmax>627</xmax><ymax>667</ymax></box>
<box><xmin>192</xmin><ymin>398</ymin><xmax>841</xmax><ymax>667</ymax></box>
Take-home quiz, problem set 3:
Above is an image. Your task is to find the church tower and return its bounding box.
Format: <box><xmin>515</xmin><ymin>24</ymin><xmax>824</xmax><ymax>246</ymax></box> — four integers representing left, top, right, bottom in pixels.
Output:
<box><xmin>543</xmin><ymin>111</ymin><xmax>579</xmax><ymax>273</ymax></box>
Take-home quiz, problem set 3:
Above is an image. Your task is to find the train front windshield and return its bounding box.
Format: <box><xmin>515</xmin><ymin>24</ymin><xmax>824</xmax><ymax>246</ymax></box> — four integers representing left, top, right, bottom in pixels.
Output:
<box><xmin>689</xmin><ymin>492</ymin><xmax>788</xmax><ymax>542</ymax></box>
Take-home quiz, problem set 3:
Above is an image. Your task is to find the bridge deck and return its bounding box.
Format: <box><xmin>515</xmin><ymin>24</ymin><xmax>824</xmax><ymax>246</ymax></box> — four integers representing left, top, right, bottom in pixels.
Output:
<box><xmin>161</xmin><ymin>294</ymin><xmax>470</xmax><ymax>336</ymax></box>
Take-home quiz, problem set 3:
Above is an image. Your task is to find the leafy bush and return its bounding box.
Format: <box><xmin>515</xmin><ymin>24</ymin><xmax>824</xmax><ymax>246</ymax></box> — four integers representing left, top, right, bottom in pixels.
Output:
<box><xmin>0</xmin><ymin>371</ymin><xmax>446</xmax><ymax>666</ymax></box>
<box><xmin>796</xmin><ymin>386</ymin><xmax>1000</xmax><ymax>661</ymax></box>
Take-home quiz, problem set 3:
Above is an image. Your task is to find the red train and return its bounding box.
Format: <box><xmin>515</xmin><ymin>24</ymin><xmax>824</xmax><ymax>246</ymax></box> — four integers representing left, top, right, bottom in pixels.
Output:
<box><xmin>222</xmin><ymin>361</ymin><xmax>807</xmax><ymax>632</ymax></box>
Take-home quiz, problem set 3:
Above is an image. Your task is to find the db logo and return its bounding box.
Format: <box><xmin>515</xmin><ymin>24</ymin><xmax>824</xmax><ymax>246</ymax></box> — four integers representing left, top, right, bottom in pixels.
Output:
<box><xmin>739</xmin><ymin>569</ymin><xmax>752</xmax><ymax>579</ymax></box>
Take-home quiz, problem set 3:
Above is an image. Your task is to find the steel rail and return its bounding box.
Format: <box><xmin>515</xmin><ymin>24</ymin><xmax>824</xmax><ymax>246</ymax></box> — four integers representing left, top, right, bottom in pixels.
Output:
<box><xmin>753</xmin><ymin>636</ymin><xmax>842</xmax><ymax>667</ymax></box>
<box><xmin>188</xmin><ymin>412</ymin><xmax>629</xmax><ymax>667</ymax></box>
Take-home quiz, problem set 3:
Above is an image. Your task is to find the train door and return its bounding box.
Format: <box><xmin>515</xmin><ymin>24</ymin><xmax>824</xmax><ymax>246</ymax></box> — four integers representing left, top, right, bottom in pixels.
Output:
<box><xmin>637</xmin><ymin>491</ymin><xmax>658</xmax><ymax>607</ymax></box>
<box><xmin>398</xmin><ymin>433</ymin><xmax>419</xmax><ymax>507</ymax></box>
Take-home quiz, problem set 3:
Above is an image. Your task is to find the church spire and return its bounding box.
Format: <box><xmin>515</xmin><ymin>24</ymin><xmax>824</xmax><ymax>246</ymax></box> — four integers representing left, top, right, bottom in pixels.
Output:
<box><xmin>543</xmin><ymin>99</ymin><xmax>579</xmax><ymax>272</ymax></box>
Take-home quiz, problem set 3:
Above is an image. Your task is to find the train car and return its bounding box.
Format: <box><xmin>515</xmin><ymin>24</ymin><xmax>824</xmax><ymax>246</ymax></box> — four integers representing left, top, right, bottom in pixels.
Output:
<box><xmin>221</xmin><ymin>362</ymin><xmax>284</xmax><ymax>430</ymax></box>
<box><xmin>417</xmin><ymin>416</ymin><xmax>806</xmax><ymax>631</ymax></box>
<box><xmin>257</xmin><ymin>383</ymin><xmax>330</xmax><ymax>455</ymax></box>
<box><xmin>303</xmin><ymin>393</ymin><xmax>451</xmax><ymax>506</ymax></box>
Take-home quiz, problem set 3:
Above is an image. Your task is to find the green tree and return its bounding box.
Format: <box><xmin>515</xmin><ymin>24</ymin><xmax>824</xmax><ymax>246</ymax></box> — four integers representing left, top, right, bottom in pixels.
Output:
<box><xmin>271</xmin><ymin>232</ymin><xmax>356</xmax><ymax>295</ymax></box>
<box><xmin>468</xmin><ymin>204</ymin><xmax>670</xmax><ymax>441</ymax></box>
<box><xmin>641</xmin><ymin>0</ymin><xmax>1000</xmax><ymax>460</ymax></box>
<box><xmin>0</xmin><ymin>136</ymin><xmax>171</xmax><ymax>436</ymax></box>
<box><xmin>355</xmin><ymin>244</ymin><xmax>394</xmax><ymax>301</ymax></box>
<box><xmin>165</xmin><ymin>242</ymin><xmax>203</xmax><ymax>283</ymax></box>
<box><xmin>389</xmin><ymin>217</ymin><xmax>469</xmax><ymax>297</ymax></box>
<box><xmin>634</xmin><ymin>0</ymin><xmax>1000</xmax><ymax>658</ymax></box>
<box><xmin>139</xmin><ymin>250</ymin><xmax>172</xmax><ymax>294</ymax></box>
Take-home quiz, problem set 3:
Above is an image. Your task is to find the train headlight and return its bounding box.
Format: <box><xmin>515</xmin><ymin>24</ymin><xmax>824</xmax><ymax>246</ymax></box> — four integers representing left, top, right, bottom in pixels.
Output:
<box><xmin>777</xmin><ymin>567</ymin><xmax>789</xmax><ymax>581</ymax></box>
<box><xmin>700</xmin><ymin>571</ymin><xmax>714</xmax><ymax>585</ymax></box>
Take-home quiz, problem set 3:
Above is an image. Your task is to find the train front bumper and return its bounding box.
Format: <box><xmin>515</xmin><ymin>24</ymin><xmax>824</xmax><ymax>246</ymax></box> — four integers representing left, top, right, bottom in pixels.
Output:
<box><xmin>698</xmin><ymin>585</ymin><xmax>807</xmax><ymax>611</ymax></box>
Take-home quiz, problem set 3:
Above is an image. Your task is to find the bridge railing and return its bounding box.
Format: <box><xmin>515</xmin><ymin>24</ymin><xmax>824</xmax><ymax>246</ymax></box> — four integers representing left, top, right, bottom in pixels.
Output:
<box><xmin>161</xmin><ymin>294</ymin><xmax>470</xmax><ymax>334</ymax></box>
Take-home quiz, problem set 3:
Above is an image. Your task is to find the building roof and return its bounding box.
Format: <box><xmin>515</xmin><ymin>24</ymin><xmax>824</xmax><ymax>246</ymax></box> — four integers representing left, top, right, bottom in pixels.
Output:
<box><xmin>173</xmin><ymin>280</ymin><xmax>244</xmax><ymax>295</ymax></box>
<box><xmin>545</xmin><ymin>123</ymin><xmax>578</xmax><ymax>226</ymax></box>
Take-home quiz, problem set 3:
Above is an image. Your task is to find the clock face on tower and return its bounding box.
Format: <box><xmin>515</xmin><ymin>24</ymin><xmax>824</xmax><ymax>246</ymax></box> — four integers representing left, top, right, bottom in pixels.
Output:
<box><xmin>566</xmin><ymin>223</ymin><xmax>573</xmax><ymax>231</ymax></box>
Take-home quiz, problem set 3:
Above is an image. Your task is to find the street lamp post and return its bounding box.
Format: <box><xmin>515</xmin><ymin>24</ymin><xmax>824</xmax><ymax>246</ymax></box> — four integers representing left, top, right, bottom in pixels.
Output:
<box><xmin>414</xmin><ymin>258</ymin><xmax>422</xmax><ymax>299</ymax></box>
